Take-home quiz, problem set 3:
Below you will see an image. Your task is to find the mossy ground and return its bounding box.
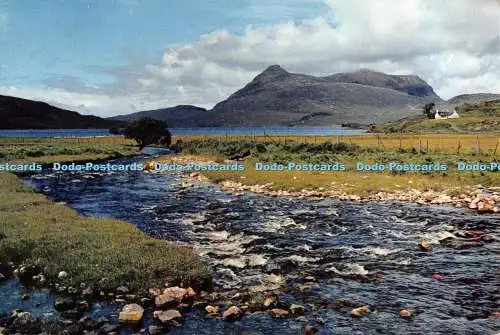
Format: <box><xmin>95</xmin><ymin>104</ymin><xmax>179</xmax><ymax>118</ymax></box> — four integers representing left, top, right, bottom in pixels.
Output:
<box><xmin>166</xmin><ymin>135</ymin><xmax>499</xmax><ymax>196</ymax></box>
<box><xmin>0</xmin><ymin>137</ymin><xmax>210</xmax><ymax>293</ymax></box>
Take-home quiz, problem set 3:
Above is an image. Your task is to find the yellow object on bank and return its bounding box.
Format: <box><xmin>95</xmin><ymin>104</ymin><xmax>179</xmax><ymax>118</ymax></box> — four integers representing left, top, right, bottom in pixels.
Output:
<box><xmin>119</xmin><ymin>311</ymin><xmax>143</xmax><ymax>322</ymax></box>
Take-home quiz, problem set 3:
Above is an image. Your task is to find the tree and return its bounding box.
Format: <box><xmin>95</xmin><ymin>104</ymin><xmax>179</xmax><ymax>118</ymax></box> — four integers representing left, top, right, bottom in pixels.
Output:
<box><xmin>124</xmin><ymin>118</ymin><xmax>171</xmax><ymax>150</ymax></box>
<box><xmin>423</xmin><ymin>102</ymin><xmax>436</xmax><ymax>119</ymax></box>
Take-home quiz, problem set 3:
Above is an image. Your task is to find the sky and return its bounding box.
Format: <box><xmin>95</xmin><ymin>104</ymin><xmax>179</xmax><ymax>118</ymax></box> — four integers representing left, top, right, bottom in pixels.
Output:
<box><xmin>0</xmin><ymin>0</ymin><xmax>499</xmax><ymax>117</ymax></box>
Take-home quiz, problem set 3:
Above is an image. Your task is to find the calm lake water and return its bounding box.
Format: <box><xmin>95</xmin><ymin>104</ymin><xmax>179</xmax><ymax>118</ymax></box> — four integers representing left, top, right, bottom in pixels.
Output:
<box><xmin>0</xmin><ymin>127</ymin><xmax>365</xmax><ymax>138</ymax></box>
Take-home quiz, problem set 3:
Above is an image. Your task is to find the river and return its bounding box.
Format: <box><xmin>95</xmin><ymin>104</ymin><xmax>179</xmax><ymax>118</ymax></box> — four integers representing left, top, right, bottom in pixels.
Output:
<box><xmin>2</xmin><ymin>155</ymin><xmax>499</xmax><ymax>334</ymax></box>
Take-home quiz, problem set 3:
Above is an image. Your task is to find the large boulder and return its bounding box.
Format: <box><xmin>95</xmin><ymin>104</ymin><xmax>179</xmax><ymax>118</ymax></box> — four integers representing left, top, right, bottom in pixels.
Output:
<box><xmin>222</xmin><ymin>306</ymin><xmax>243</xmax><ymax>321</ymax></box>
<box><xmin>154</xmin><ymin>310</ymin><xmax>182</xmax><ymax>325</ymax></box>
<box><xmin>155</xmin><ymin>287</ymin><xmax>187</xmax><ymax>308</ymax></box>
<box><xmin>119</xmin><ymin>304</ymin><xmax>144</xmax><ymax>323</ymax></box>
<box><xmin>269</xmin><ymin>309</ymin><xmax>289</xmax><ymax>319</ymax></box>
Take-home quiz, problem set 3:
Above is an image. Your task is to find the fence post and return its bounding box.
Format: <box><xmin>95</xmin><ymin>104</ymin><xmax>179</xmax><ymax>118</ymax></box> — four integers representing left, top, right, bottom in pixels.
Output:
<box><xmin>475</xmin><ymin>136</ymin><xmax>480</xmax><ymax>154</ymax></box>
<box><xmin>494</xmin><ymin>140</ymin><xmax>499</xmax><ymax>156</ymax></box>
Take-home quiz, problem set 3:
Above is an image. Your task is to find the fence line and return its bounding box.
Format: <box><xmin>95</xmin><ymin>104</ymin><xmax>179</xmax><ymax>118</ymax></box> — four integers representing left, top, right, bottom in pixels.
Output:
<box><xmin>1</xmin><ymin>133</ymin><xmax>499</xmax><ymax>155</ymax></box>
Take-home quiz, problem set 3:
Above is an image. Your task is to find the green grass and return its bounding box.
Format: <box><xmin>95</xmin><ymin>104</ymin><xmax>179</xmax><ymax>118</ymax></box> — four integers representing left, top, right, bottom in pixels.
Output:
<box><xmin>374</xmin><ymin>100</ymin><xmax>500</xmax><ymax>134</ymax></box>
<box><xmin>0</xmin><ymin>142</ymin><xmax>138</xmax><ymax>164</ymax></box>
<box><xmin>166</xmin><ymin>139</ymin><xmax>499</xmax><ymax>195</ymax></box>
<box><xmin>0</xmin><ymin>138</ymin><xmax>210</xmax><ymax>294</ymax></box>
<box><xmin>0</xmin><ymin>172</ymin><xmax>210</xmax><ymax>294</ymax></box>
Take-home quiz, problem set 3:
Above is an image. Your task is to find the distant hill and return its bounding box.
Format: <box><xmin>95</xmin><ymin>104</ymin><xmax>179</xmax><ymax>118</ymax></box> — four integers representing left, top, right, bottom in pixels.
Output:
<box><xmin>0</xmin><ymin>95</ymin><xmax>123</xmax><ymax>130</ymax></box>
<box><xmin>109</xmin><ymin>105</ymin><xmax>207</xmax><ymax>127</ymax></box>
<box><xmin>372</xmin><ymin>99</ymin><xmax>500</xmax><ymax>134</ymax></box>
<box><xmin>447</xmin><ymin>93</ymin><xmax>500</xmax><ymax>106</ymax></box>
<box><xmin>188</xmin><ymin>66</ymin><xmax>442</xmax><ymax>126</ymax></box>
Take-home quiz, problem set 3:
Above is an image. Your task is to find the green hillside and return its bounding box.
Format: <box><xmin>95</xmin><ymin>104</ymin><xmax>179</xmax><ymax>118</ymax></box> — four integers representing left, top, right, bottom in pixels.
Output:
<box><xmin>373</xmin><ymin>100</ymin><xmax>500</xmax><ymax>134</ymax></box>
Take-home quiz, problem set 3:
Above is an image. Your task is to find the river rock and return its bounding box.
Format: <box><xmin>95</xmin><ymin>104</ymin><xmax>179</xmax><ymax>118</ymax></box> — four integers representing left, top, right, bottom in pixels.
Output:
<box><xmin>100</xmin><ymin>323</ymin><xmax>119</xmax><ymax>333</ymax></box>
<box><xmin>263</xmin><ymin>295</ymin><xmax>277</xmax><ymax>308</ymax></box>
<box><xmin>222</xmin><ymin>306</ymin><xmax>243</xmax><ymax>321</ymax></box>
<box><xmin>432</xmin><ymin>274</ymin><xmax>443</xmax><ymax>281</ymax></box>
<box><xmin>149</xmin><ymin>288</ymin><xmax>162</xmax><ymax>297</ymax></box>
<box><xmin>290</xmin><ymin>304</ymin><xmax>305</xmax><ymax>315</ymax></box>
<box><xmin>469</xmin><ymin>198</ymin><xmax>481</xmax><ymax>209</ymax></box>
<box><xmin>186</xmin><ymin>287</ymin><xmax>196</xmax><ymax>297</ymax></box>
<box><xmin>54</xmin><ymin>296</ymin><xmax>75</xmax><ymax>311</ymax></box>
<box><xmin>119</xmin><ymin>303</ymin><xmax>144</xmax><ymax>323</ymax></box>
<box><xmin>399</xmin><ymin>309</ymin><xmax>412</xmax><ymax>318</ymax></box>
<box><xmin>205</xmin><ymin>305</ymin><xmax>218</xmax><ymax>314</ymax></box>
<box><xmin>82</xmin><ymin>287</ymin><xmax>94</xmax><ymax>298</ymax></box>
<box><xmin>67</xmin><ymin>286</ymin><xmax>78</xmax><ymax>294</ymax></box>
<box><xmin>58</xmin><ymin>271</ymin><xmax>69</xmax><ymax>279</ymax></box>
<box><xmin>304</xmin><ymin>325</ymin><xmax>318</xmax><ymax>334</ymax></box>
<box><xmin>10</xmin><ymin>312</ymin><xmax>42</xmax><ymax>334</ymax></box>
<box><xmin>154</xmin><ymin>310</ymin><xmax>182</xmax><ymax>324</ymax></box>
<box><xmin>155</xmin><ymin>287</ymin><xmax>187</xmax><ymax>308</ymax></box>
<box><xmin>116</xmin><ymin>285</ymin><xmax>130</xmax><ymax>294</ymax></box>
<box><xmin>84</xmin><ymin>316</ymin><xmax>109</xmax><ymax>329</ymax></box>
<box><xmin>269</xmin><ymin>308</ymin><xmax>289</xmax><ymax>319</ymax></box>
<box><xmin>15</xmin><ymin>265</ymin><xmax>39</xmax><ymax>282</ymax></box>
<box><xmin>477</xmin><ymin>200</ymin><xmax>495</xmax><ymax>213</ymax></box>
<box><xmin>148</xmin><ymin>325</ymin><xmax>165</xmax><ymax>335</ymax></box>
<box><xmin>419</xmin><ymin>241</ymin><xmax>432</xmax><ymax>251</ymax></box>
<box><xmin>351</xmin><ymin>306</ymin><xmax>371</xmax><ymax>317</ymax></box>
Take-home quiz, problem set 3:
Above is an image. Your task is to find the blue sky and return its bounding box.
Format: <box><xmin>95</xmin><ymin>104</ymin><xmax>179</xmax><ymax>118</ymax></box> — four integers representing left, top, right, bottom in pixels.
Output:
<box><xmin>0</xmin><ymin>0</ymin><xmax>498</xmax><ymax>116</ymax></box>
<box><xmin>0</xmin><ymin>0</ymin><xmax>327</xmax><ymax>88</ymax></box>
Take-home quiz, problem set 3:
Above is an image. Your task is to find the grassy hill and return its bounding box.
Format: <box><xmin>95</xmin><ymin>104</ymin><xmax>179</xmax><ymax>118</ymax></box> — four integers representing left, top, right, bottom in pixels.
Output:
<box><xmin>0</xmin><ymin>95</ymin><xmax>124</xmax><ymax>130</ymax></box>
<box><xmin>372</xmin><ymin>99</ymin><xmax>500</xmax><ymax>134</ymax></box>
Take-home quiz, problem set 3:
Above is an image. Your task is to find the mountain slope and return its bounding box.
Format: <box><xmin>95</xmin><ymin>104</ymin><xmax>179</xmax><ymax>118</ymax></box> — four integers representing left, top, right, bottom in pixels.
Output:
<box><xmin>324</xmin><ymin>68</ymin><xmax>440</xmax><ymax>98</ymax></box>
<box><xmin>0</xmin><ymin>95</ymin><xmax>122</xmax><ymax>129</ymax></box>
<box><xmin>372</xmin><ymin>99</ymin><xmax>500</xmax><ymax>134</ymax></box>
<box><xmin>447</xmin><ymin>93</ymin><xmax>500</xmax><ymax>106</ymax></box>
<box><xmin>109</xmin><ymin>105</ymin><xmax>207</xmax><ymax>127</ymax></box>
<box><xmin>192</xmin><ymin>66</ymin><xmax>442</xmax><ymax>126</ymax></box>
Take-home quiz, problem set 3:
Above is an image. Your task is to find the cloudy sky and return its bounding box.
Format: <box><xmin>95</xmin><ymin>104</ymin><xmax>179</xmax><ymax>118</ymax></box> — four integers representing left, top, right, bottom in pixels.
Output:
<box><xmin>0</xmin><ymin>0</ymin><xmax>499</xmax><ymax>117</ymax></box>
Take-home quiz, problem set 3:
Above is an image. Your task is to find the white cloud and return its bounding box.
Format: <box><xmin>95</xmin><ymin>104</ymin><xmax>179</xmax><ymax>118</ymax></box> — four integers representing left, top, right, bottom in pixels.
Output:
<box><xmin>20</xmin><ymin>0</ymin><xmax>500</xmax><ymax>116</ymax></box>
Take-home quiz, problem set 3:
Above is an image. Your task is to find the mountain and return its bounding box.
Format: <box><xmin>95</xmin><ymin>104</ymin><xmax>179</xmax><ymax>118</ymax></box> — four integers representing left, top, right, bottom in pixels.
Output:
<box><xmin>447</xmin><ymin>93</ymin><xmax>500</xmax><ymax>106</ymax></box>
<box><xmin>0</xmin><ymin>95</ymin><xmax>123</xmax><ymax>129</ymax></box>
<box><xmin>325</xmin><ymin>68</ymin><xmax>440</xmax><ymax>97</ymax></box>
<box><xmin>109</xmin><ymin>105</ymin><xmax>207</xmax><ymax>127</ymax></box>
<box><xmin>191</xmin><ymin>66</ymin><xmax>442</xmax><ymax>126</ymax></box>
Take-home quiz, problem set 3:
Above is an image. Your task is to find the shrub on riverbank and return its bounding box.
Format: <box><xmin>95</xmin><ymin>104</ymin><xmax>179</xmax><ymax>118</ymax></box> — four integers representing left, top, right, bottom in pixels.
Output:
<box><xmin>0</xmin><ymin>172</ymin><xmax>210</xmax><ymax>293</ymax></box>
<box><xmin>1</xmin><ymin>143</ymin><xmax>137</xmax><ymax>163</ymax></box>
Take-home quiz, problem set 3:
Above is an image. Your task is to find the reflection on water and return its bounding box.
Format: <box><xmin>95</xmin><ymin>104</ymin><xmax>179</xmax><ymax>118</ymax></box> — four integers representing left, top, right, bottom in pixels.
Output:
<box><xmin>11</xmin><ymin>157</ymin><xmax>500</xmax><ymax>334</ymax></box>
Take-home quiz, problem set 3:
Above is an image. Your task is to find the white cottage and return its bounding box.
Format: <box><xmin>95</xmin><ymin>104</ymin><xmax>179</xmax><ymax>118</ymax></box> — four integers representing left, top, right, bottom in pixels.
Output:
<box><xmin>447</xmin><ymin>109</ymin><xmax>460</xmax><ymax>119</ymax></box>
<box><xmin>434</xmin><ymin>108</ymin><xmax>444</xmax><ymax>119</ymax></box>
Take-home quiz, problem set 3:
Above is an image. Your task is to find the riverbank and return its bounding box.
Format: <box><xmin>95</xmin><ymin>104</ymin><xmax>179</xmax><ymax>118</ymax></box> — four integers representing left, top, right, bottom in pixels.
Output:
<box><xmin>149</xmin><ymin>146</ymin><xmax>499</xmax><ymax>214</ymax></box>
<box><xmin>0</xmin><ymin>140</ymin><xmax>211</xmax><ymax>299</ymax></box>
<box><xmin>4</xmin><ymin>146</ymin><xmax>499</xmax><ymax>334</ymax></box>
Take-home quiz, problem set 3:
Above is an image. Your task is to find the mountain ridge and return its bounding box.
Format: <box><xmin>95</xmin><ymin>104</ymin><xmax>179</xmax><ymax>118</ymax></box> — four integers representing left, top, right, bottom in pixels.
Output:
<box><xmin>0</xmin><ymin>95</ymin><xmax>123</xmax><ymax>130</ymax></box>
<box><xmin>3</xmin><ymin>66</ymin><xmax>500</xmax><ymax>129</ymax></box>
